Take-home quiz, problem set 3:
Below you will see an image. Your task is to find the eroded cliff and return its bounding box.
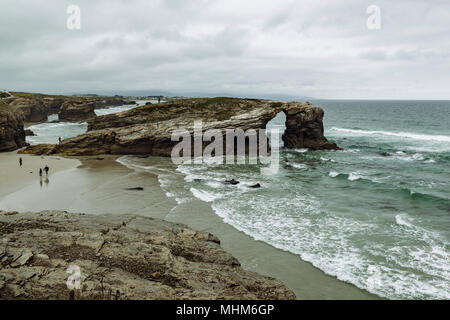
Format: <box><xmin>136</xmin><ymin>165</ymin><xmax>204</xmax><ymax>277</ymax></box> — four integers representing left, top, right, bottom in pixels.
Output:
<box><xmin>0</xmin><ymin>102</ymin><xmax>26</xmax><ymax>152</ymax></box>
<box><xmin>21</xmin><ymin>97</ymin><xmax>340</xmax><ymax>156</ymax></box>
<box><xmin>4</xmin><ymin>93</ymin><xmax>135</xmax><ymax>124</ymax></box>
<box><xmin>59</xmin><ymin>100</ymin><xmax>96</xmax><ymax>122</ymax></box>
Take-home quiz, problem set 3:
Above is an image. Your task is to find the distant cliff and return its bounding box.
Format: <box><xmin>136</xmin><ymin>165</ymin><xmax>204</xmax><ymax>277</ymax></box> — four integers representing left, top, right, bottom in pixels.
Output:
<box><xmin>21</xmin><ymin>97</ymin><xmax>340</xmax><ymax>156</ymax></box>
<box><xmin>0</xmin><ymin>92</ymin><xmax>137</xmax><ymax>152</ymax></box>
<box><xmin>4</xmin><ymin>92</ymin><xmax>135</xmax><ymax>123</ymax></box>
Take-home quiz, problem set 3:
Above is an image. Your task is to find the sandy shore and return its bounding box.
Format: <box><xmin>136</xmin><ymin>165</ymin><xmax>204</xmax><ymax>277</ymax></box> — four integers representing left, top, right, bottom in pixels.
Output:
<box><xmin>0</xmin><ymin>154</ymin><xmax>174</xmax><ymax>219</ymax></box>
<box><xmin>0</xmin><ymin>151</ymin><xmax>379</xmax><ymax>300</ymax></box>
<box><xmin>0</xmin><ymin>151</ymin><xmax>80</xmax><ymax>199</ymax></box>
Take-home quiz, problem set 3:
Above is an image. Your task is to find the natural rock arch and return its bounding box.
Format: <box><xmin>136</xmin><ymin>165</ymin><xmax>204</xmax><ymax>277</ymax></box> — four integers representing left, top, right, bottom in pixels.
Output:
<box><xmin>20</xmin><ymin>98</ymin><xmax>340</xmax><ymax>156</ymax></box>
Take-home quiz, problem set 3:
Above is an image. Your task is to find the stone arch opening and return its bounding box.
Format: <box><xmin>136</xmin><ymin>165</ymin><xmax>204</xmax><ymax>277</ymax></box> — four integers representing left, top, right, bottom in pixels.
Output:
<box><xmin>265</xmin><ymin>111</ymin><xmax>287</xmax><ymax>149</ymax></box>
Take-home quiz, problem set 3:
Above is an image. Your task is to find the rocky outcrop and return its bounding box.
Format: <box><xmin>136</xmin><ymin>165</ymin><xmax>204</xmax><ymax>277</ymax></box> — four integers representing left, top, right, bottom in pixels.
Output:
<box><xmin>93</xmin><ymin>97</ymin><xmax>136</xmax><ymax>109</ymax></box>
<box><xmin>24</xmin><ymin>129</ymin><xmax>35</xmax><ymax>137</ymax></box>
<box><xmin>0</xmin><ymin>211</ymin><xmax>295</xmax><ymax>300</ymax></box>
<box><xmin>9</xmin><ymin>98</ymin><xmax>49</xmax><ymax>122</ymax></box>
<box><xmin>0</xmin><ymin>102</ymin><xmax>26</xmax><ymax>152</ymax></box>
<box><xmin>282</xmin><ymin>105</ymin><xmax>340</xmax><ymax>150</ymax></box>
<box><xmin>4</xmin><ymin>93</ymin><xmax>135</xmax><ymax>124</ymax></box>
<box><xmin>21</xmin><ymin>98</ymin><xmax>340</xmax><ymax>156</ymax></box>
<box><xmin>43</xmin><ymin>97</ymin><xmax>65</xmax><ymax>115</ymax></box>
<box><xmin>59</xmin><ymin>100</ymin><xmax>96</xmax><ymax>122</ymax></box>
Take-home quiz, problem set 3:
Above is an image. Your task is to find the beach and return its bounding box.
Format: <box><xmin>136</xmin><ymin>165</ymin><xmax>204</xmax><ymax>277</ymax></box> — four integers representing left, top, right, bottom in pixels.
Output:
<box><xmin>0</xmin><ymin>151</ymin><xmax>378</xmax><ymax>300</ymax></box>
<box><xmin>0</xmin><ymin>152</ymin><xmax>80</xmax><ymax>199</ymax></box>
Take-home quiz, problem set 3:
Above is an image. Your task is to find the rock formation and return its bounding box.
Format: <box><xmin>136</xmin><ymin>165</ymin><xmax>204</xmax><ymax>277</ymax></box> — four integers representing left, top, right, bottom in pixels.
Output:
<box><xmin>4</xmin><ymin>93</ymin><xmax>135</xmax><ymax>124</ymax></box>
<box><xmin>8</xmin><ymin>98</ymin><xmax>49</xmax><ymax>122</ymax></box>
<box><xmin>0</xmin><ymin>102</ymin><xmax>26</xmax><ymax>152</ymax></box>
<box><xmin>21</xmin><ymin>97</ymin><xmax>340</xmax><ymax>156</ymax></box>
<box><xmin>0</xmin><ymin>211</ymin><xmax>295</xmax><ymax>300</ymax></box>
<box><xmin>93</xmin><ymin>97</ymin><xmax>137</xmax><ymax>109</ymax></box>
<box><xmin>59</xmin><ymin>100</ymin><xmax>96</xmax><ymax>122</ymax></box>
<box><xmin>24</xmin><ymin>129</ymin><xmax>35</xmax><ymax>137</ymax></box>
<box><xmin>282</xmin><ymin>105</ymin><xmax>339</xmax><ymax>150</ymax></box>
<box><xmin>43</xmin><ymin>97</ymin><xmax>65</xmax><ymax>115</ymax></box>
<box><xmin>0</xmin><ymin>92</ymin><xmax>139</xmax><ymax>152</ymax></box>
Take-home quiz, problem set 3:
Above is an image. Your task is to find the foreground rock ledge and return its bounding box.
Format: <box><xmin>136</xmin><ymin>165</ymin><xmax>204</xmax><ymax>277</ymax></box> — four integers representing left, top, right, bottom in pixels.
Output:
<box><xmin>0</xmin><ymin>211</ymin><xmax>295</xmax><ymax>300</ymax></box>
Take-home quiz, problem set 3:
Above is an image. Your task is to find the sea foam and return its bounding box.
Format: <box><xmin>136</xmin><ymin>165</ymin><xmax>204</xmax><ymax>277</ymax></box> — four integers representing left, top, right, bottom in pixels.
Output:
<box><xmin>331</xmin><ymin>127</ymin><xmax>450</xmax><ymax>143</ymax></box>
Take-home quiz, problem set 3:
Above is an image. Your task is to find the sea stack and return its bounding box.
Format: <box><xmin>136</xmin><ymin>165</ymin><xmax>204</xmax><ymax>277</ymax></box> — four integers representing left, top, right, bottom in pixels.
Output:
<box><xmin>59</xmin><ymin>100</ymin><xmax>97</xmax><ymax>122</ymax></box>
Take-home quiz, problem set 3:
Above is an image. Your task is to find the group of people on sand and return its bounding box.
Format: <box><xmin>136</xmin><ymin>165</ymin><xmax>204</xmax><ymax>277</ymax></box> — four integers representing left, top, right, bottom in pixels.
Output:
<box><xmin>18</xmin><ymin>157</ymin><xmax>50</xmax><ymax>179</ymax></box>
<box><xmin>39</xmin><ymin>165</ymin><xmax>50</xmax><ymax>178</ymax></box>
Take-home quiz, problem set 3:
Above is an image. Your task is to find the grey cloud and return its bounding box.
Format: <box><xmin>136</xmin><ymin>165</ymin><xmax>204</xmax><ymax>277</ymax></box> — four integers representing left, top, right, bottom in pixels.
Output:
<box><xmin>1</xmin><ymin>0</ymin><xmax>449</xmax><ymax>99</ymax></box>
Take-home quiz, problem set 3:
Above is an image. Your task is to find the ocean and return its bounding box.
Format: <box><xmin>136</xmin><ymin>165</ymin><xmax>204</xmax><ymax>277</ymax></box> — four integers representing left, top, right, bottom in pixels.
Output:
<box><xmin>27</xmin><ymin>100</ymin><xmax>450</xmax><ymax>300</ymax></box>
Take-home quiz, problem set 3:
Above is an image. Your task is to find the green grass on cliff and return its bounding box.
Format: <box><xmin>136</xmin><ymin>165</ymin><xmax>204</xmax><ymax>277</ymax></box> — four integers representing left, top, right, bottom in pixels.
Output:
<box><xmin>131</xmin><ymin>97</ymin><xmax>269</xmax><ymax>122</ymax></box>
<box><xmin>0</xmin><ymin>100</ymin><xmax>14</xmax><ymax>111</ymax></box>
<box><xmin>137</xmin><ymin>97</ymin><xmax>254</xmax><ymax>121</ymax></box>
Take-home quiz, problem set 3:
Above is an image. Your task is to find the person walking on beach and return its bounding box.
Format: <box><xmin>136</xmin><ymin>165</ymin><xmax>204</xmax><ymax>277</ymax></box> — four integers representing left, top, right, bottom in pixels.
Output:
<box><xmin>19</xmin><ymin>157</ymin><xmax>22</xmax><ymax>167</ymax></box>
<box><xmin>44</xmin><ymin>165</ymin><xmax>49</xmax><ymax>176</ymax></box>
<box><xmin>39</xmin><ymin>168</ymin><xmax>43</xmax><ymax>178</ymax></box>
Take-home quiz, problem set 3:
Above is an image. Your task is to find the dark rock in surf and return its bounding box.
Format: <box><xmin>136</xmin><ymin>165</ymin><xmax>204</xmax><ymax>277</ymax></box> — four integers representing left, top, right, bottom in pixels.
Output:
<box><xmin>25</xmin><ymin>129</ymin><xmax>35</xmax><ymax>136</ymax></box>
<box><xmin>125</xmin><ymin>187</ymin><xmax>144</xmax><ymax>191</ymax></box>
<box><xmin>225</xmin><ymin>179</ymin><xmax>240</xmax><ymax>185</ymax></box>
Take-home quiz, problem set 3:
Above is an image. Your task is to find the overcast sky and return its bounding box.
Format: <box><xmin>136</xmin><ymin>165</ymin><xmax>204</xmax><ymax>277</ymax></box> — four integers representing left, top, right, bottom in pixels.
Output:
<box><xmin>1</xmin><ymin>0</ymin><xmax>450</xmax><ymax>99</ymax></box>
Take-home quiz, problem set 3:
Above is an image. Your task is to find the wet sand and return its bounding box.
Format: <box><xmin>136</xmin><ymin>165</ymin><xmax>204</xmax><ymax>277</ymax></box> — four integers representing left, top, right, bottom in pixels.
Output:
<box><xmin>0</xmin><ymin>151</ymin><xmax>80</xmax><ymax>199</ymax></box>
<box><xmin>0</xmin><ymin>152</ymin><xmax>379</xmax><ymax>299</ymax></box>
<box><xmin>0</xmin><ymin>155</ymin><xmax>175</xmax><ymax>219</ymax></box>
<box><xmin>166</xmin><ymin>199</ymin><xmax>379</xmax><ymax>300</ymax></box>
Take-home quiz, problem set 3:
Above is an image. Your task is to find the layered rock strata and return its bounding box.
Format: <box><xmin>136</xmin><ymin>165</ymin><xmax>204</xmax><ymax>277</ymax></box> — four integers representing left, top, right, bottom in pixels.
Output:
<box><xmin>58</xmin><ymin>100</ymin><xmax>96</xmax><ymax>122</ymax></box>
<box><xmin>0</xmin><ymin>102</ymin><xmax>26</xmax><ymax>152</ymax></box>
<box><xmin>21</xmin><ymin>98</ymin><xmax>340</xmax><ymax>156</ymax></box>
<box><xmin>0</xmin><ymin>211</ymin><xmax>296</xmax><ymax>300</ymax></box>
